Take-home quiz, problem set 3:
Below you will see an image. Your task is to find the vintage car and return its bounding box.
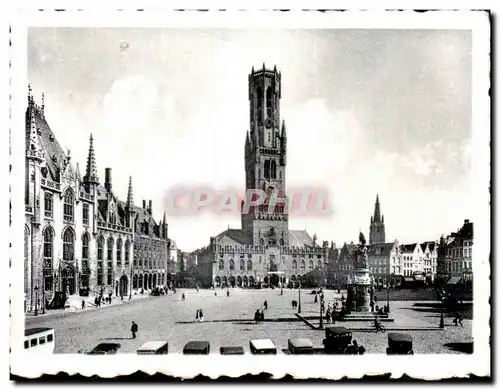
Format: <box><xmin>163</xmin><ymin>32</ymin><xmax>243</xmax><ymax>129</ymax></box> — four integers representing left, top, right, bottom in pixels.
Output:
<box><xmin>86</xmin><ymin>343</ymin><xmax>121</xmax><ymax>355</ymax></box>
<box><xmin>136</xmin><ymin>341</ymin><xmax>169</xmax><ymax>355</ymax></box>
<box><xmin>386</xmin><ymin>333</ymin><xmax>414</xmax><ymax>355</ymax></box>
<box><xmin>288</xmin><ymin>338</ymin><xmax>314</xmax><ymax>354</ymax></box>
<box><xmin>323</xmin><ymin>326</ymin><xmax>353</xmax><ymax>353</ymax></box>
<box><xmin>183</xmin><ymin>341</ymin><xmax>210</xmax><ymax>355</ymax></box>
<box><xmin>249</xmin><ymin>339</ymin><xmax>277</xmax><ymax>355</ymax></box>
<box><xmin>220</xmin><ymin>346</ymin><xmax>245</xmax><ymax>355</ymax></box>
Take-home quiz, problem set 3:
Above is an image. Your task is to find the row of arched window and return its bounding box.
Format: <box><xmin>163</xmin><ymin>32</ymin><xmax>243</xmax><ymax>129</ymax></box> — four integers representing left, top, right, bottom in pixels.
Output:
<box><xmin>263</xmin><ymin>160</ymin><xmax>277</xmax><ymax>179</ymax></box>
<box><xmin>45</xmin><ymin>190</ymin><xmax>90</xmax><ymax>225</ymax></box>
<box><xmin>219</xmin><ymin>259</ymin><xmax>253</xmax><ymax>271</ymax></box>
<box><xmin>255</xmin><ymin>86</ymin><xmax>276</xmax><ymax>123</ymax></box>
<box><xmin>291</xmin><ymin>259</ymin><xmax>322</xmax><ymax>271</ymax></box>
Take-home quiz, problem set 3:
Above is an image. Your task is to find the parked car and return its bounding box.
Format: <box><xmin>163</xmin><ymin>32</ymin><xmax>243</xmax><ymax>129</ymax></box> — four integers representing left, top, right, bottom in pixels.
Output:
<box><xmin>136</xmin><ymin>341</ymin><xmax>169</xmax><ymax>355</ymax></box>
<box><xmin>249</xmin><ymin>339</ymin><xmax>277</xmax><ymax>355</ymax></box>
<box><xmin>86</xmin><ymin>343</ymin><xmax>121</xmax><ymax>355</ymax></box>
<box><xmin>288</xmin><ymin>338</ymin><xmax>313</xmax><ymax>354</ymax></box>
<box><xmin>220</xmin><ymin>346</ymin><xmax>245</xmax><ymax>355</ymax></box>
<box><xmin>386</xmin><ymin>333</ymin><xmax>413</xmax><ymax>355</ymax></box>
<box><xmin>323</xmin><ymin>326</ymin><xmax>352</xmax><ymax>354</ymax></box>
<box><xmin>183</xmin><ymin>341</ymin><xmax>210</xmax><ymax>355</ymax></box>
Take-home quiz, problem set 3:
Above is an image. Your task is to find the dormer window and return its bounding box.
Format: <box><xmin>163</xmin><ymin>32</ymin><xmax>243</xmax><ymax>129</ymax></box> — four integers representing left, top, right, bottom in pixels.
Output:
<box><xmin>49</xmin><ymin>134</ymin><xmax>54</xmax><ymax>141</ymax></box>
<box><xmin>37</xmin><ymin>127</ymin><xmax>41</xmax><ymax>135</ymax></box>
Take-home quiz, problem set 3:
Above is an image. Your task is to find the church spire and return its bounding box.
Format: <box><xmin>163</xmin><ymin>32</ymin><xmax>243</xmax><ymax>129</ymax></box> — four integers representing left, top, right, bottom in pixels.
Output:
<box><xmin>126</xmin><ymin>175</ymin><xmax>134</xmax><ymax>209</ymax></box>
<box><xmin>26</xmin><ymin>109</ymin><xmax>44</xmax><ymax>161</ymax></box>
<box><xmin>83</xmin><ymin>134</ymin><xmax>99</xmax><ymax>184</ymax></box>
<box><xmin>374</xmin><ymin>194</ymin><xmax>381</xmax><ymax>222</ymax></box>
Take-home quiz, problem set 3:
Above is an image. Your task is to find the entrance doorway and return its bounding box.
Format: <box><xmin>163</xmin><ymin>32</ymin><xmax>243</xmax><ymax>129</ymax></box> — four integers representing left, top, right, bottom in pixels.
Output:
<box><xmin>61</xmin><ymin>266</ymin><xmax>75</xmax><ymax>295</ymax></box>
<box><xmin>119</xmin><ymin>275</ymin><xmax>128</xmax><ymax>297</ymax></box>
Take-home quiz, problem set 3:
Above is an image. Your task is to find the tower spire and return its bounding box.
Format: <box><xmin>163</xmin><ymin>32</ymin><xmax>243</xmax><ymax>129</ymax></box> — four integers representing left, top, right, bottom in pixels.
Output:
<box><xmin>374</xmin><ymin>194</ymin><xmax>381</xmax><ymax>222</ymax></box>
<box><xmin>126</xmin><ymin>175</ymin><xmax>134</xmax><ymax>208</ymax></box>
<box><xmin>84</xmin><ymin>134</ymin><xmax>99</xmax><ymax>184</ymax></box>
<box><xmin>26</xmin><ymin>110</ymin><xmax>44</xmax><ymax>160</ymax></box>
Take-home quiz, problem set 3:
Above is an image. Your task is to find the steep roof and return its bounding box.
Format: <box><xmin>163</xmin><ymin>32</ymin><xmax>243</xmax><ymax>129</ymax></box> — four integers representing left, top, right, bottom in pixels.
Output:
<box><xmin>422</xmin><ymin>241</ymin><xmax>437</xmax><ymax>251</ymax></box>
<box><xmin>215</xmin><ymin>229</ymin><xmax>253</xmax><ymax>245</ymax></box>
<box><xmin>367</xmin><ymin>242</ymin><xmax>394</xmax><ymax>257</ymax></box>
<box><xmin>288</xmin><ymin>230</ymin><xmax>313</xmax><ymax>247</ymax></box>
<box><xmin>30</xmin><ymin>107</ymin><xmax>67</xmax><ymax>182</ymax></box>
<box><xmin>400</xmin><ymin>243</ymin><xmax>418</xmax><ymax>253</ymax></box>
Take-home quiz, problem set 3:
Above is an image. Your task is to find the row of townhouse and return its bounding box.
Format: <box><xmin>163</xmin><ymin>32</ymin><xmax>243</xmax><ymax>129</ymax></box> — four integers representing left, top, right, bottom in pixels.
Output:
<box><xmin>327</xmin><ymin>240</ymin><xmax>439</xmax><ymax>287</ymax></box>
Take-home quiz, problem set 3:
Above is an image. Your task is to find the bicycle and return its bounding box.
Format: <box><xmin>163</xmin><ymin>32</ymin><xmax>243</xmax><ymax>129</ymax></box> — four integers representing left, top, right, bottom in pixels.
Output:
<box><xmin>371</xmin><ymin>321</ymin><xmax>386</xmax><ymax>333</ymax></box>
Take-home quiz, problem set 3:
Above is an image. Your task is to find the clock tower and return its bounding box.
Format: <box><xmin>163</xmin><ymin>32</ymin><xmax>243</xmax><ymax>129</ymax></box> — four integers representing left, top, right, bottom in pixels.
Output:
<box><xmin>242</xmin><ymin>64</ymin><xmax>289</xmax><ymax>247</ymax></box>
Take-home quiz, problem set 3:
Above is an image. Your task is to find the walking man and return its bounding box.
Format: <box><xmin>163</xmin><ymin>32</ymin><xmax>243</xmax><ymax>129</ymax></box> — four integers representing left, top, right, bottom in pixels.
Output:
<box><xmin>131</xmin><ymin>321</ymin><xmax>138</xmax><ymax>339</ymax></box>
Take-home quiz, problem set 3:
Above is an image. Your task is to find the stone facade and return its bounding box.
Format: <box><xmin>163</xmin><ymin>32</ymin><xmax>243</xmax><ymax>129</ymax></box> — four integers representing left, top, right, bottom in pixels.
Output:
<box><xmin>367</xmin><ymin>240</ymin><xmax>401</xmax><ymax>287</ymax></box>
<box><xmin>439</xmin><ymin>219</ymin><xmax>473</xmax><ymax>281</ymax></box>
<box><xmin>24</xmin><ymin>88</ymin><xmax>169</xmax><ymax>313</ymax></box>
<box><xmin>195</xmin><ymin>65</ymin><xmax>329</xmax><ymax>288</ymax></box>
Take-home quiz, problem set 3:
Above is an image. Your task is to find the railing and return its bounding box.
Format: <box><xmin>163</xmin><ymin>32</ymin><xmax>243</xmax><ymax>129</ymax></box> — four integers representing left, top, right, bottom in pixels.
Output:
<box><xmin>41</xmin><ymin>178</ymin><xmax>61</xmax><ymax>191</ymax></box>
<box><xmin>97</xmin><ymin>221</ymin><xmax>132</xmax><ymax>233</ymax></box>
<box><xmin>25</xmin><ymin>205</ymin><xmax>33</xmax><ymax>214</ymax></box>
<box><xmin>79</xmin><ymin>191</ymin><xmax>94</xmax><ymax>202</ymax></box>
<box><xmin>259</xmin><ymin>147</ymin><xmax>281</xmax><ymax>155</ymax></box>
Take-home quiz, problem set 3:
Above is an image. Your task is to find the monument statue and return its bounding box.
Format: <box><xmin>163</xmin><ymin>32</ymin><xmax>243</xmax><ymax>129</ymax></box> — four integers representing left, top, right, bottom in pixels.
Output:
<box><xmin>346</xmin><ymin>230</ymin><xmax>372</xmax><ymax>312</ymax></box>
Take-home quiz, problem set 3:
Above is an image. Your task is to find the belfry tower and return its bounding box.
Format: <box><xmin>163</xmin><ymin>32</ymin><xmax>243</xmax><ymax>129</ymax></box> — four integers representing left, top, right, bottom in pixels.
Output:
<box><xmin>369</xmin><ymin>194</ymin><xmax>386</xmax><ymax>245</ymax></box>
<box><xmin>242</xmin><ymin>64</ymin><xmax>289</xmax><ymax>247</ymax></box>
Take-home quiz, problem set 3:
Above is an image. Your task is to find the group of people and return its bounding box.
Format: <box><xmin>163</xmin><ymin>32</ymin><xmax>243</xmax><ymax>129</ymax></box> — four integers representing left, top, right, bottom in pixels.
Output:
<box><xmin>254</xmin><ymin>300</ymin><xmax>268</xmax><ymax>323</ymax></box>
<box><xmin>195</xmin><ymin>309</ymin><xmax>204</xmax><ymax>322</ymax></box>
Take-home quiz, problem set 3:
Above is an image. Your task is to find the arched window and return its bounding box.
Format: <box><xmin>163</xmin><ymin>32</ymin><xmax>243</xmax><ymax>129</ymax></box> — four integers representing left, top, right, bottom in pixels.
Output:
<box><xmin>229</xmin><ymin>259</ymin><xmax>235</xmax><ymax>270</ymax></box>
<box><xmin>107</xmin><ymin>237</ymin><xmax>114</xmax><ymax>261</ymax></box>
<box><xmin>280</xmin><ymin>238</ymin><xmax>284</xmax><ymax>246</ymax></box>
<box><xmin>82</xmin><ymin>203</ymin><xmax>89</xmax><ymax>225</ymax></box>
<box><xmin>82</xmin><ymin>233</ymin><xmax>89</xmax><ymax>262</ymax></box>
<box><xmin>44</xmin><ymin>192</ymin><xmax>53</xmax><ymax>218</ymax></box>
<box><xmin>270</xmin><ymin>160</ymin><xmax>277</xmax><ymax>179</ymax></box>
<box><xmin>247</xmin><ymin>259</ymin><xmax>252</xmax><ymax>270</ymax></box>
<box><xmin>317</xmin><ymin>260</ymin><xmax>322</xmax><ymax>269</ymax></box>
<box><xmin>300</xmin><ymin>260</ymin><xmax>305</xmax><ymax>271</ymax></box>
<box><xmin>292</xmin><ymin>260</ymin><xmax>297</xmax><ymax>270</ymax></box>
<box><xmin>264</xmin><ymin>160</ymin><xmax>270</xmax><ymax>179</ymax></box>
<box><xmin>240</xmin><ymin>259</ymin><xmax>245</xmax><ymax>270</ymax></box>
<box><xmin>266</xmin><ymin>87</ymin><xmax>273</xmax><ymax>117</ymax></box>
<box><xmin>63</xmin><ymin>228</ymin><xmax>75</xmax><ymax>261</ymax></box>
<box><xmin>308</xmin><ymin>260</ymin><xmax>314</xmax><ymax>270</ymax></box>
<box><xmin>43</xmin><ymin>227</ymin><xmax>54</xmax><ymax>291</ymax></box>
<box><xmin>257</xmin><ymin>87</ymin><xmax>263</xmax><ymax>123</ymax></box>
<box><xmin>219</xmin><ymin>259</ymin><xmax>224</xmax><ymax>270</ymax></box>
<box><xmin>133</xmin><ymin>274</ymin><xmax>138</xmax><ymax>289</ymax></box>
<box><xmin>125</xmin><ymin>240</ymin><xmax>130</xmax><ymax>266</ymax></box>
<box><xmin>63</xmin><ymin>189</ymin><xmax>74</xmax><ymax>222</ymax></box>
<box><xmin>97</xmin><ymin>236</ymin><xmax>104</xmax><ymax>286</ymax></box>
<box><xmin>138</xmin><ymin>274</ymin><xmax>143</xmax><ymax>288</ymax></box>
<box><xmin>116</xmin><ymin>238</ymin><xmax>122</xmax><ymax>267</ymax></box>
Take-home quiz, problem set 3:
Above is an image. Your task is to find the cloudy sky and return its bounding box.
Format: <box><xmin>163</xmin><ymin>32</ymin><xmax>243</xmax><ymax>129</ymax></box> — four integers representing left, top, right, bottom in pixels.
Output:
<box><xmin>28</xmin><ymin>28</ymin><xmax>472</xmax><ymax>251</ymax></box>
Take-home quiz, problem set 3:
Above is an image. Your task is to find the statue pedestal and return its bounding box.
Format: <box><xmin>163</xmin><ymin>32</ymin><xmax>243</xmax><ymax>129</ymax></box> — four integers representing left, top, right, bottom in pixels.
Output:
<box><xmin>347</xmin><ymin>268</ymin><xmax>372</xmax><ymax>312</ymax></box>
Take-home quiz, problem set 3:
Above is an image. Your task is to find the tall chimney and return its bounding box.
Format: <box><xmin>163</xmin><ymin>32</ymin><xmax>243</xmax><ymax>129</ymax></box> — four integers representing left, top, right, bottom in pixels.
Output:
<box><xmin>105</xmin><ymin>168</ymin><xmax>112</xmax><ymax>191</ymax></box>
<box><xmin>142</xmin><ymin>200</ymin><xmax>146</xmax><ymax>209</ymax></box>
<box><xmin>149</xmin><ymin>200</ymin><xmax>152</xmax><ymax>214</ymax></box>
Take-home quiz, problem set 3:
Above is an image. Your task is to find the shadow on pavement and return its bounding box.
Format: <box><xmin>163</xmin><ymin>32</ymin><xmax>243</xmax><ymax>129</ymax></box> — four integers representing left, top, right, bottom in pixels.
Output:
<box><xmin>444</xmin><ymin>342</ymin><xmax>473</xmax><ymax>354</ymax></box>
<box><xmin>99</xmin><ymin>337</ymin><xmax>133</xmax><ymax>340</ymax></box>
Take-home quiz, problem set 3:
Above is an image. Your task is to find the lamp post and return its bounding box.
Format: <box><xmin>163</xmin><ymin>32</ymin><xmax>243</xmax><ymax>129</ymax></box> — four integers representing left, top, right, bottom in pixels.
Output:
<box><xmin>439</xmin><ymin>303</ymin><xmax>445</xmax><ymax>328</ymax></box>
<box><xmin>319</xmin><ymin>300</ymin><xmax>324</xmax><ymax>329</ymax></box>
<box><xmin>34</xmin><ymin>285</ymin><xmax>39</xmax><ymax>316</ymax></box>
<box><xmin>41</xmin><ymin>276</ymin><xmax>45</xmax><ymax>314</ymax></box>
<box><xmin>129</xmin><ymin>266</ymin><xmax>133</xmax><ymax>300</ymax></box>
<box><xmin>298</xmin><ymin>282</ymin><xmax>302</xmax><ymax>313</ymax></box>
<box><xmin>386</xmin><ymin>274</ymin><xmax>390</xmax><ymax>314</ymax></box>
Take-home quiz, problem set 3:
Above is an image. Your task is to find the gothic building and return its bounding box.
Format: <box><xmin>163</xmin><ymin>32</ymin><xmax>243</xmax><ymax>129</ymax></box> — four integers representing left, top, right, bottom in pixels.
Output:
<box><xmin>24</xmin><ymin>87</ymin><xmax>169</xmax><ymax>313</ymax></box>
<box><xmin>195</xmin><ymin>65</ymin><xmax>329</xmax><ymax>288</ymax></box>
<box><xmin>369</xmin><ymin>195</ymin><xmax>385</xmax><ymax>245</ymax></box>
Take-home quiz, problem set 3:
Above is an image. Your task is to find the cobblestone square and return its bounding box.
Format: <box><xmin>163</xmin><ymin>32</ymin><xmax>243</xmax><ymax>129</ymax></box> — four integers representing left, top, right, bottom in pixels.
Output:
<box><xmin>26</xmin><ymin>288</ymin><xmax>472</xmax><ymax>354</ymax></box>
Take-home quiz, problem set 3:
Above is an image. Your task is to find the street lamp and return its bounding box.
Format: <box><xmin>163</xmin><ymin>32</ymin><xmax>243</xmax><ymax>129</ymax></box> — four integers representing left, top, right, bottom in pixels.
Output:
<box><xmin>386</xmin><ymin>274</ymin><xmax>391</xmax><ymax>314</ymax></box>
<box><xmin>41</xmin><ymin>277</ymin><xmax>45</xmax><ymax>314</ymax></box>
<box><xmin>34</xmin><ymin>285</ymin><xmax>39</xmax><ymax>316</ymax></box>
<box><xmin>319</xmin><ymin>300</ymin><xmax>324</xmax><ymax>329</ymax></box>
<box><xmin>298</xmin><ymin>282</ymin><xmax>302</xmax><ymax>313</ymax></box>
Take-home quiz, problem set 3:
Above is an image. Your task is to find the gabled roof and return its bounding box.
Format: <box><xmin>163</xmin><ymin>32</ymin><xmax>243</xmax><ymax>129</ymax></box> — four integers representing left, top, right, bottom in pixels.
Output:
<box><xmin>30</xmin><ymin>108</ymin><xmax>67</xmax><ymax>182</ymax></box>
<box><xmin>400</xmin><ymin>243</ymin><xmax>418</xmax><ymax>253</ymax></box>
<box><xmin>422</xmin><ymin>241</ymin><xmax>437</xmax><ymax>251</ymax></box>
<box><xmin>288</xmin><ymin>230</ymin><xmax>313</xmax><ymax>247</ymax></box>
<box><xmin>215</xmin><ymin>229</ymin><xmax>253</xmax><ymax>245</ymax></box>
<box><xmin>367</xmin><ymin>242</ymin><xmax>394</xmax><ymax>257</ymax></box>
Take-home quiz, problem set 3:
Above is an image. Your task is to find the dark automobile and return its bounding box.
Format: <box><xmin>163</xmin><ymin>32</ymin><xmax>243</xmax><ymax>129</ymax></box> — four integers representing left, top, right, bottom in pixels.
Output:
<box><xmin>323</xmin><ymin>326</ymin><xmax>352</xmax><ymax>354</ymax></box>
<box><xmin>386</xmin><ymin>333</ymin><xmax>414</xmax><ymax>355</ymax></box>
<box><xmin>220</xmin><ymin>346</ymin><xmax>245</xmax><ymax>355</ymax></box>
<box><xmin>288</xmin><ymin>338</ymin><xmax>314</xmax><ymax>354</ymax></box>
<box><xmin>183</xmin><ymin>341</ymin><xmax>210</xmax><ymax>355</ymax></box>
<box><xmin>86</xmin><ymin>343</ymin><xmax>121</xmax><ymax>355</ymax></box>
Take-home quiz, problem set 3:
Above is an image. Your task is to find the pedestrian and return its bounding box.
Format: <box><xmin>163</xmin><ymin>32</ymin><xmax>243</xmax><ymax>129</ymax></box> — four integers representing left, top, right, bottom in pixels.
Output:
<box><xmin>81</xmin><ymin>300</ymin><xmax>85</xmax><ymax>310</ymax></box>
<box><xmin>227</xmin><ymin>290</ymin><xmax>230</xmax><ymax>297</ymax></box>
<box><xmin>182</xmin><ymin>292</ymin><xmax>186</xmax><ymax>301</ymax></box>
<box><xmin>314</xmin><ymin>294</ymin><xmax>318</xmax><ymax>303</ymax></box>
<box><xmin>325</xmin><ymin>310</ymin><xmax>331</xmax><ymax>324</ymax></box>
<box><xmin>259</xmin><ymin>310</ymin><xmax>265</xmax><ymax>321</ymax></box>
<box><xmin>338</xmin><ymin>288</ymin><xmax>341</xmax><ymax>294</ymax></box>
<box><xmin>214</xmin><ymin>291</ymin><xmax>217</xmax><ymax>296</ymax></box>
<box><xmin>131</xmin><ymin>321</ymin><xmax>138</xmax><ymax>339</ymax></box>
<box><xmin>370</xmin><ymin>300</ymin><xmax>375</xmax><ymax>312</ymax></box>
<box><xmin>254</xmin><ymin>309</ymin><xmax>260</xmax><ymax>324</ymax></box>
<box><xmin>199</xmin><ymin>309</ymin><xmax>204</xmax><ymax>322</ymax></box>
<box><xmin>195</xmin><ymin>309</ymin><xmax>200</xmax><ymax>322</ymax></box>
<box><xmin>263</xmin><ymin>300</ymin><xmax>268</xmax><ymax>310</ymax></box>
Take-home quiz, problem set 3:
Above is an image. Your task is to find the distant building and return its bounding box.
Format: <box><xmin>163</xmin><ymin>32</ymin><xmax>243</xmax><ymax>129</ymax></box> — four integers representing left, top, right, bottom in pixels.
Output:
<box><xmin>440</xmin><ymin>219</ymin><xmax>473</xmax><ymax>281</ymax></box>
<box><xmin>330</xmin><ymin>242</ymin><xmax>357</xmax><ymax>286</ymax></box>
<box><xmin>421</xmin><ymin>241</ymin><xmax>438</xmax><ymax>282</ymax></box>
<box><xmin>367</xmin><ymin>240</ymin><xmax>400</xmax><ymax>287</ymax></box>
